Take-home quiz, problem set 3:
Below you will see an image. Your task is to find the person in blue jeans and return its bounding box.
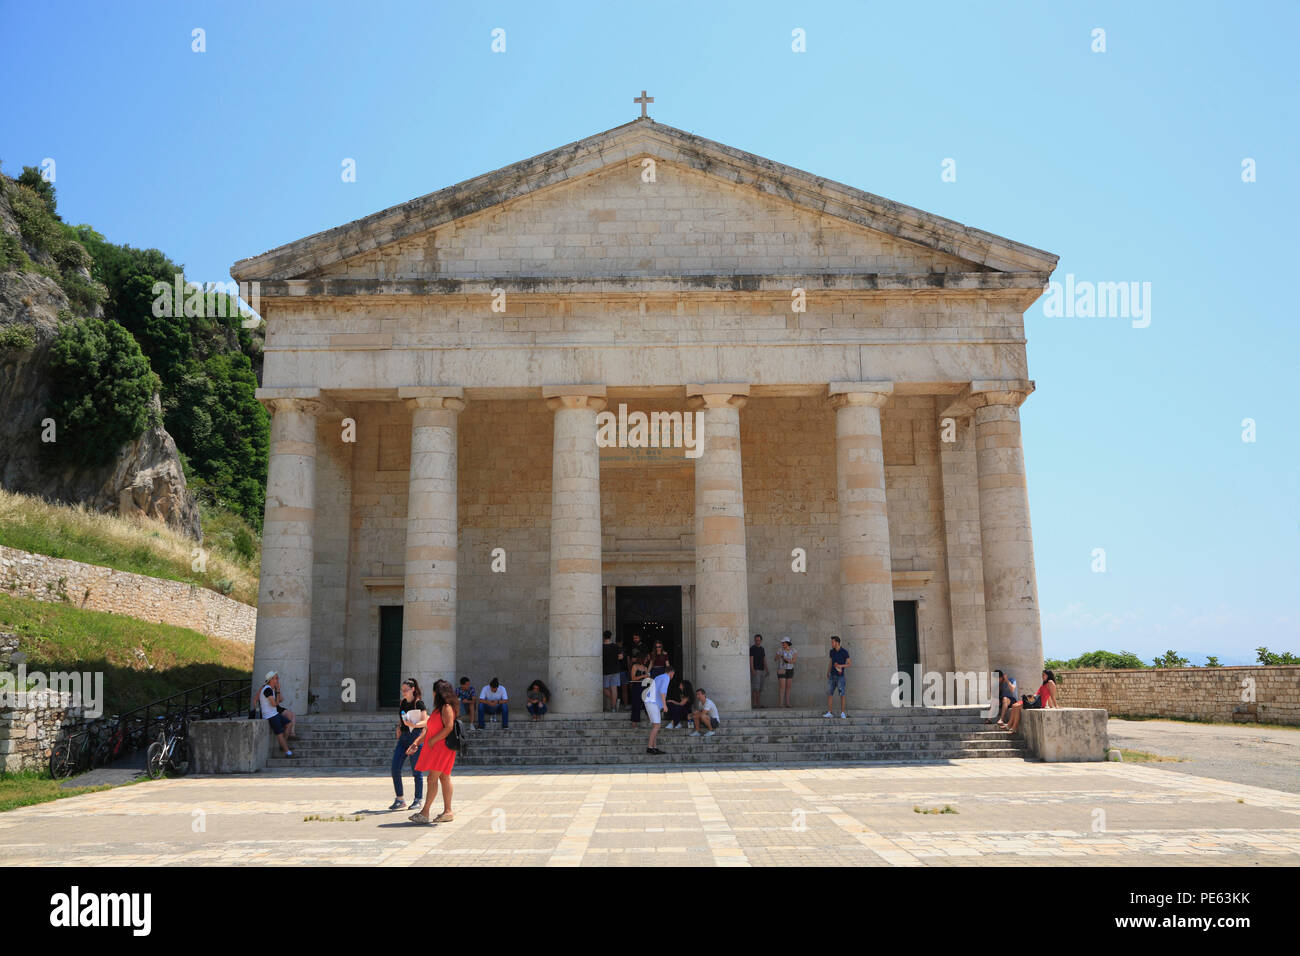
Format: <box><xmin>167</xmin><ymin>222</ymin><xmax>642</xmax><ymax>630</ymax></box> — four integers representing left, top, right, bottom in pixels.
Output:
<box><xmin>477</xmin><ymin>677</ymin><xmax>509</xmax><ymax>730</ymax></box>
<box><xmin>390</xmin><ymin>678</ymin><xmax>426</xmax><ymax>811</ymax></box>
<box><xmin>824</xmin><ymin>635</ymin><xmax>851</xmax><ymax>718</ymax></box>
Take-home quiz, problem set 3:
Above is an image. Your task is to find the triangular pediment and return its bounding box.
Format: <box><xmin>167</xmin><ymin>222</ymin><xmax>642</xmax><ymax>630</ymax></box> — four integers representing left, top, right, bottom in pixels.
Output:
<box><xmin>231</xmin><ymin>120</ymin><xmax>1057</xmax><ymax>282</ymax></box>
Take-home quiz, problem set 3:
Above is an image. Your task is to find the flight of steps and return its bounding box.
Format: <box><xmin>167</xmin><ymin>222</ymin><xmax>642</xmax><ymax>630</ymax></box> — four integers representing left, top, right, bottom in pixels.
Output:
<box><xmin>267</xmin><ymin>707</ymin><xmax>1027</xmax><ymax>768</ymax></box>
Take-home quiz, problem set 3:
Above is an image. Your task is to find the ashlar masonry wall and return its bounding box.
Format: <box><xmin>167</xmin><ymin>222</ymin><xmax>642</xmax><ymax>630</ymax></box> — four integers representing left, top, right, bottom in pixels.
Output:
<box><xmin>1057</xmin><ymin>666</ymin><xmax>1300</xmax><ymax>726</ymax></box>
<box><xmin>0</xmin><ymin>545</ymin><xmax>255</xmax><ymax>644</ymax></box>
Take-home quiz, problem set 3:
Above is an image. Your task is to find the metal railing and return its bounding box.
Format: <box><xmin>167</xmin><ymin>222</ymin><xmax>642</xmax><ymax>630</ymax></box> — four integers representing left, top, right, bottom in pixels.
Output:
<box><xmin>49</xmin><ymin>677</ymin><xmax>252</xmax><ymax>778</ymax></box>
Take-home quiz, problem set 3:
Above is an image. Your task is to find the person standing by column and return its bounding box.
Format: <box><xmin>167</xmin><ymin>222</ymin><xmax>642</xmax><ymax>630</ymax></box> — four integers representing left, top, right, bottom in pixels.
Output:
<box><xmin>602</xmin><ymin>631</ymin><xmax>624</xmax><ymax>713</ymax></box>
<box><xmin>824</xmin><ymin>636</ymin><xmax>851</xmax><ymax>719</ymax></box>
<box><xmin>389</xmin><ymin>678</ymin><xmax>425</xmax><ymax>811</ymax></box>
<box><xmin>749</xmin><ymin>634</ymin><xmax>769</xmax><ymax>709</ymax></box>
<box><xmin>775</xmin><ymin>637</ymin><xmax>797</xmax><ymax>708</ymax></box>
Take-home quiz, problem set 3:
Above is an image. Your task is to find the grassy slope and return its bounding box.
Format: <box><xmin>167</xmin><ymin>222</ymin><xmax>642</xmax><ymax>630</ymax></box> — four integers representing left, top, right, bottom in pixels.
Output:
<box><xmin>0</xmin><ymin>593</ymin><xmax>252</xmax><ymax>716</ymax></box>
<box><xmin>0</xmin><ymin>770</ymin><xmax>127</xmax><ymax>812</ymax></box>
<box><xmin>0</xmin><ymin>489</ymin><xmax>258</xmax><ymax>605</ymax></box>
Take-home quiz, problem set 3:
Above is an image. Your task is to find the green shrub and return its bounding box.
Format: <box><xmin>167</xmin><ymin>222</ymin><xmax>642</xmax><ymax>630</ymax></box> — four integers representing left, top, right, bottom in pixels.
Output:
<box><xmin>0</xmin><ymin>325</ymin><xmax>35</xmax><ymax>350</ymax></box>
<box><xmin>45</xmin><ymin>317</ymin><xmax>160</xmax><ymax>466</ymax></box>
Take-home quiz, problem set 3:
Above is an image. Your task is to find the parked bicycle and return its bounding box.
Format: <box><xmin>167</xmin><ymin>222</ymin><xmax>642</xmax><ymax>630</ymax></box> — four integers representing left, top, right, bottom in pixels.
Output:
<box><xmin>48</xmin><ymin>724</ymin><xmax>96</xmax><ymax>779</ymax></box>
<box><xmin>146</xmin><ymin>714</ymin><xmax>190</xmax><ymax>779</ymax></box>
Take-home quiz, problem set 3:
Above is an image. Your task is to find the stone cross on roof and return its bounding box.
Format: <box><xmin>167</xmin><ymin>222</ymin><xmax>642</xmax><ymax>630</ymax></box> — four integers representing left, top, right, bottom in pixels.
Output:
<box><xmin>634</xmin><ymin>90</ymin><xmax>654</xmax><ymax>119</ymax></box>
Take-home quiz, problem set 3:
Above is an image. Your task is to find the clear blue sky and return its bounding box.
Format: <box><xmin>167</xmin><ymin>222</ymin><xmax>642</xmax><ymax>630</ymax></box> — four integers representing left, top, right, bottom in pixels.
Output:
<box><xmin>3</xmin><ymin>1</ymin><xmax>1296</xmax><ymax>664</ymax></box>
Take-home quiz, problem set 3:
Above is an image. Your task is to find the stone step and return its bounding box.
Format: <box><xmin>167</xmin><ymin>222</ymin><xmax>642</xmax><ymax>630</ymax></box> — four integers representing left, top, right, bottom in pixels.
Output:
<box><xmin>268</xmin><ymin>748</ymin><xmax>1027</xmax><ymax>768</ymax></box>
<box><xmin>266</xmin><ymin>710</ymin><xmax>1023</xmax><ymax>768</ymax></box>
<box><xmin>282</xmin><ymin>738</ymin><xmax>1013</xmax><ymax>749</ymax></box>
<box><xmin>301</xmin><ymin>710</ymin><xmax>990</xmax><ymax>724</ymax></box>
<box><xmin>292</xmin><ymin>723</ymin><xmax>982</xmax><ymax>738</ymax></box>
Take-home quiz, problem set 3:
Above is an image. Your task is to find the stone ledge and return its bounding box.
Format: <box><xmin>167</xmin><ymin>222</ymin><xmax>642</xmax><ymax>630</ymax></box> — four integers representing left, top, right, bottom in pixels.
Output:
<box><xmin>190</xmin><ymin>718</ymin><xmax>269</xmax><ymax>774</ymax></box>
<box><xmin>1018</xmin><ymin>707</ymin><xmax>1108</xmax><ymax>762</ymax></box>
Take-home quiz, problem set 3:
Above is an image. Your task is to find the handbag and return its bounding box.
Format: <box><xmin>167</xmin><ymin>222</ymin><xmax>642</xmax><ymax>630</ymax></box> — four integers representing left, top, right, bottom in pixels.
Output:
<box><xmin>444</xmin><ymin>716</ymin><xmax>468</xmax><ymax>755</ymax></box>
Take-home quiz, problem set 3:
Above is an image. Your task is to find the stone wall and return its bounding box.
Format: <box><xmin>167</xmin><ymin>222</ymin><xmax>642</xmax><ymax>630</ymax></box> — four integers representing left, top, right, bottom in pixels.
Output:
<box><xmin>1056</xmin><ymin>666</ymin><xmax>1300</xmax><ymax>726</ymax></box>
<box><xmin>0</xmin><ymin>545</ymin><xmax>255</xmax><ymax>644</ymax></box>
<box><xmin>1</xmin><ymin>631</ymin><xmax>85</xmax><ymax>772</ymax></box>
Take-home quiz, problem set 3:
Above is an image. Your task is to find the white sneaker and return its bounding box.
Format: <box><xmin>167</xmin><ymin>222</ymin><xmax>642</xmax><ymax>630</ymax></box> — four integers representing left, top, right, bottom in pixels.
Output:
<box><xmin>689</xmin><ymin>731</ymin><xmax>701</xmax><ymax>737</ymax></box>
<box><xmin>667</xmin><ymin>722</ymin><xmax>678</xmax><ymax>730</ymax></box>
<box><xmin>704</xmin><ymin>730</ymin><xmax>715</xmax><ymax>737</ymax></box>
<box><xmin>822</xmin><ymin>711</ymin><xmax>833</xmax><ymax>718</ymax></box>
<box><xmin>840</xmin><ymin>712</ymin><xmax>848</xmax><ymax>719</ymax></box>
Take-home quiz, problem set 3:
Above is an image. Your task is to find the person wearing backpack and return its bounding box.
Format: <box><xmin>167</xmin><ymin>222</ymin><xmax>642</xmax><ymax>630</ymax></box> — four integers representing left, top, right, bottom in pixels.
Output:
<box><xmin>406</xmin><ymin>678</ymin><xmax>460</xmax><ymax>825</ymax></box>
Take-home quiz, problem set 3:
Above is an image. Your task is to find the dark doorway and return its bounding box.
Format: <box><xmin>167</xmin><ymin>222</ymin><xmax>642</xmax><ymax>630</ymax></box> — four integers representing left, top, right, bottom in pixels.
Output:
<box><xmin>616</xmin><ymin>586</ymin><xmax>683</xmax><ymax>674</ymax></box>
<box><xmin>893</xmin><ymin>600</ymin><xmax>920</xmax><ymax>705</ymax></box>
<box><xmin>377</xmin><ymin>606</ymin><xmax>404</xmax><ymax>708</ymax></box>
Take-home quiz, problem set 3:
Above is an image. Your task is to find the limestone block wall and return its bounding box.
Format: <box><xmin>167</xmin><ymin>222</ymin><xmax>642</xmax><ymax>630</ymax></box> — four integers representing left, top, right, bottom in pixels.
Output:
<box><xmin>0</xmin><ymin>545</ymin><xmax>255</xmax><ymax>644</ymax></box>
<box><xmin>1056</xmin><ymin>667</ymin><xmax>1300</xmax><ymax>726</ymax></box>
<box><xmin>340</xmin><ymin>401</ymin><xmax>413</xmax><ymax>708</ymax></box>
<box><xmin>0</xmin><ymin>632</ymin><xmax>85</xmax><ymax>772</ymax></box>
<box><xmin>741</xmin><ymin>396</ymin><xmax>839</xmax><ymax>706</ymax></box>
<box><xmin>882</xmin><ymin>397</ymin><xmax>955</xmax><ymax>677</ymax></box>
<box><xmin>457</xmin><ymin>399</ymin><xmax>554</xmax><ymax>698</ymax></box>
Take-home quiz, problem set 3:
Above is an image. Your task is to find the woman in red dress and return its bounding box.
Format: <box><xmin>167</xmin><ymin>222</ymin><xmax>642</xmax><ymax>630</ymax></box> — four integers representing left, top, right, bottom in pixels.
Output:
<box><xmin>406</xmin><ymin>679</ymin><xmax>458</xmax><ymax>824</ymax></box>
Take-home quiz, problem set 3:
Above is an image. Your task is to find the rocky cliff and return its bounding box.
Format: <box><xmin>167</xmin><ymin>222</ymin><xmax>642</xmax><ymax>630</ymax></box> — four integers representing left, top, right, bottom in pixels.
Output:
<box><xmin>0</xmin><ymin>181</ymin><xmax>202</xmax><ymax>540</ymax></box>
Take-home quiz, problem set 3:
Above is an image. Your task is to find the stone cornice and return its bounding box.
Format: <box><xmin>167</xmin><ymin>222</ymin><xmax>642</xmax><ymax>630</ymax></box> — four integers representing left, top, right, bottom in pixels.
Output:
<box><xmin>231</xmin><ymin>119</ymin><xmax>1059</xmax><ymax>282</ymax></box>
<box><xmin>247</xmin><ymin>272</ymin><xmax>1051</xmax><ymax>301</ymax></box>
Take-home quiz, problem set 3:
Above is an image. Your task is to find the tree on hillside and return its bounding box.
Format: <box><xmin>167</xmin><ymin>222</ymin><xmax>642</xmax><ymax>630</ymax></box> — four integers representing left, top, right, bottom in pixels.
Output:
<box><xmin>72</xmin><ymin>225</ymin><xmax>268</xmax><ymax>527</ymax></box>
<box><xmin>46</xmin><ymin>317</ymin><xmax>160</xmax><ymax>465</ymax></box>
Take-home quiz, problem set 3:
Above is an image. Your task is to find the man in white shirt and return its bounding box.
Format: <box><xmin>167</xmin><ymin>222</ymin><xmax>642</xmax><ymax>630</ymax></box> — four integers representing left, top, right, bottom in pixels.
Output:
<box><xmin>642</xmin><ymin>665</ymin><xmax>673</xmax><ymax>755</ymax></box>
<box><xmin>690</xmin><ymin>688</ymin><xmax>721</xmax><ymax>737</ymax></box>
<box><xmin>477</xmin><ymin>678</ymin><xmax>509</xmax><ymax>730</ymax></box>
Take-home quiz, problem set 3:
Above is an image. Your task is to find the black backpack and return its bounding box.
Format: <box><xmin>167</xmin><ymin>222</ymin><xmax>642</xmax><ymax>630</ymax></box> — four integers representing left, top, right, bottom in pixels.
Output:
<box><xmin>445</xmin><ymin>715</ymin><xmax>468</xmax><ymax>755</ymax></box>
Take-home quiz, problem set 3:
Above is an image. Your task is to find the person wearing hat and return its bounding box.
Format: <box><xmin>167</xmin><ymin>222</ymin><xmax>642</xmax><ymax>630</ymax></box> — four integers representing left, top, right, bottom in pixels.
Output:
<box><xmin>775</xmin><ymin>637</ymin><xmax>797</xmax><ymax>708</ymax></box>
<box><xmin>255</xmin><ymin>671</ymin><xmax>295</xmax><ymax>757</ymax></box>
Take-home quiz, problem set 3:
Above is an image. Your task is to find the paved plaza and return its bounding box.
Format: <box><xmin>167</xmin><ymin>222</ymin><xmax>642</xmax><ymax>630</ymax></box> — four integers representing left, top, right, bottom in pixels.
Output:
<box><xmin>3</xmin><ymin>757</ymin><xmax>1298</xmax><ymax>866</ymax></box>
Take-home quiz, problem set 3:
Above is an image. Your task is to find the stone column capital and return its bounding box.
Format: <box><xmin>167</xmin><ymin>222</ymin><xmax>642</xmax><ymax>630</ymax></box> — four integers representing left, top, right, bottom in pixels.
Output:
<box><xmin>828</xmin><ymin>381</ymin><xmax>893</xmax><ymax>410</ymax></box>
<box><xmin>542</xmin><ymin>385</ymin><xmax>607</xmax><ymax>413</ymax></box>
<box><xmin>966</xmin><ymin>380</ymin><xmax>1035</xmax><ymax>409</ymax></box>
<box><xmin>398</xmin><ymin>387</ymin><xmax>466</xmax><ymax>414</ymax></box>
<box><xmin>256</xmin><ymin>388</ymin><xmax>326</xmax><ymax>418</ymax></box>
<box><xmin>685</xmin><ymin>383</ymin><xmax>749</xmax><ymax>410</ymax></box>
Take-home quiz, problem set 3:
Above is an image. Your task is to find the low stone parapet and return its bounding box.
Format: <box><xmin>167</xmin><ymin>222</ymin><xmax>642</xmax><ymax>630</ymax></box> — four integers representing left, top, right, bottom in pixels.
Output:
<box><xmin>189</xmin><ymin>718</ymin><xmax>267</xmax><ymax>773</ymax></box>
<box><xmin>1018</xmin><ymin>707</ymin><xmax>1108</xmax><ymax>762</ymax></box>
<box><xmin>0</xmin><ymin>545</ymin><xmax>255</xmax><ymax>644</ymax></box>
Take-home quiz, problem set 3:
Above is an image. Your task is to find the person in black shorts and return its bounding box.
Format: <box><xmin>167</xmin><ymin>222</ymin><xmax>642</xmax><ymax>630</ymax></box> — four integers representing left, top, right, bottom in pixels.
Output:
<box><xmin>601</xmin><ymin>631</ymin><xmax>624</xmax><ymax>712</ymax></box>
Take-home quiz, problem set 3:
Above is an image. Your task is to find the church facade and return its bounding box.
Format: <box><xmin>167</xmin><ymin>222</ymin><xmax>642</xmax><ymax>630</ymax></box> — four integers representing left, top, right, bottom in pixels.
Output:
<box><xmin>232</xmin><ymin>118</ymin><xmax>1057</xmax><ymax>715</ymax></box>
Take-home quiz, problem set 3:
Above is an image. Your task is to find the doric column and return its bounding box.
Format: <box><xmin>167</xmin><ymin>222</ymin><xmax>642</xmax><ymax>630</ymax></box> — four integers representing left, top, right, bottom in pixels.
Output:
<box><xmin>828</xmin><ymin>382</ymin><xmax>896</xmax><ymax>709</ymax></box>
<box><xmin>398</xmin><ymin>388</ymin><xmax>466</xmax><ymax>688</ymax></box>
<box><xmin>544</xmin><ymin>386</ymin><xmax>607</xmax><ymax>714</ymax></box>
<box><xmin>937</xmin><ymin>397</ymin><xmax>989</xmax><ymax>683</ymax></box>
<box><xmin>686</xmin><ymin>383</ymin><xmax>750</xmax><ymax>713</ymax></box>
<box><xmin>253</xmin><ymin>391</ymin><xmax>325</xmax><ymax>713</ymax></box>
<box><xmin>967</xmin><ymin>380</ymin><xmax>1042</xmax><ymax>694</ymax></box>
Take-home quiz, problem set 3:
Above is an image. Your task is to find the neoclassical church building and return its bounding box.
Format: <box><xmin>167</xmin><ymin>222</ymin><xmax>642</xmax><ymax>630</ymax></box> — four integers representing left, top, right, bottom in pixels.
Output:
<box><xmin>232</xmin><ymin>116</ymin><xmax>1056</xmax><ymax>715</ymax></box>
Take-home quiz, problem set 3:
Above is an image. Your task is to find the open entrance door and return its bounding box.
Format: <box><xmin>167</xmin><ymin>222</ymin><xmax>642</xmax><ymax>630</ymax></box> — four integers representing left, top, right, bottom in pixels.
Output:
<box><xmin>615</xmin><ymin>586</ymin><xmax>683</xmax><ymax>675</ymax></box>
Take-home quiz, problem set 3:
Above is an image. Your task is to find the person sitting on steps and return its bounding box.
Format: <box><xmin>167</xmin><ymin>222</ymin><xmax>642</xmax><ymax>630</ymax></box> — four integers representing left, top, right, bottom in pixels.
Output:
<box><xmin>526</xmin><ymin>680</ymin><xmax>551</xmax><ymax>720</ymax></box>
<box><xmin>690</xmin><ymin>688</ymin><xmax>721</xmax><ymax>737</ymax></box>
<box><xmin>476</xmin><ymin>678</ymin><xmax>509</xmax><ymax>730</ymax></box>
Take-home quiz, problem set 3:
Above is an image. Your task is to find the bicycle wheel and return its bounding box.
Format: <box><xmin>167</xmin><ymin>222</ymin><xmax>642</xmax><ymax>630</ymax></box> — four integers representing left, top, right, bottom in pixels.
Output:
<box><xmin>49</xmin><ymin>743</ymin><xmax>74</xmax><ymax>779</ymax></box>
<box><xmin>146</xmin><ymin>741</ymin><xmax>165</xmax><ymax>780</ymax></box>
<box><xmin>172</xmin><ymin>737</ymin><xmax>190</xmax><ymax>776</ymax></box>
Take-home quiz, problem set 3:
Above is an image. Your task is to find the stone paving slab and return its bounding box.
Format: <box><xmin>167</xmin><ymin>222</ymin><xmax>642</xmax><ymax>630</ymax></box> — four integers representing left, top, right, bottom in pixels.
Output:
<box><xmin>2</xmin><ymin>759</ymin><xmax>1298</xmax><ymax>866</ymax></box>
